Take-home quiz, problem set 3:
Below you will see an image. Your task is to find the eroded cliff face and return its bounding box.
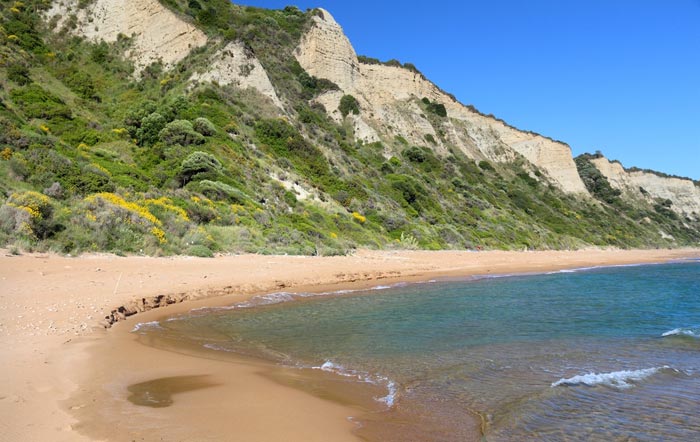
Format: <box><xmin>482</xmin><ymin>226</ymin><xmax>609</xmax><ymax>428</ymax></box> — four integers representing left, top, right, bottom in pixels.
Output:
<box><xmin>189</xmin><ymin>41</ymin><xmax>283</xmax><ymax>109</ymax></box>
<box><xmin>47</xmin><ymin>0</ymin><xmax>284</xmax><ymax>106</ymax></box>
<box><xmin>47</xmin><ymin>0</ymin><xmax>207</xmax><ymax>74</ymax></box>
<box><xmin>592</xmin><ymin>158</ymin><xmax>700</xmax><ymax>216</ymax></box>
<box><xmin>295</xmin><ymin>9</ymin><xmax>588</xmax><ymax>194</ymax></box>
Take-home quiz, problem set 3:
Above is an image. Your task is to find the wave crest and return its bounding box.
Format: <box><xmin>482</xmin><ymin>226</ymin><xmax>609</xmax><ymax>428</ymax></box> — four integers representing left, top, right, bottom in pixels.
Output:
<box><xmin>662</xmin><ymin>327</ymin><xmax>700</xmax><ymax>338</ymax></box>
<box><xmin>552</xmin><ymin>366</ymin><xmax>671</xmax><ymax>389</ymax></box>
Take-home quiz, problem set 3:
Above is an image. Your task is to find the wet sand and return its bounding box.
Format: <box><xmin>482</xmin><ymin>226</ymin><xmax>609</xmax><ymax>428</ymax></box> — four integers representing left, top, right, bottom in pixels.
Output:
<box><xmin>2</xmin><ymin>248</ymin><xmax>699</xmax><ymax>441</ymax></box>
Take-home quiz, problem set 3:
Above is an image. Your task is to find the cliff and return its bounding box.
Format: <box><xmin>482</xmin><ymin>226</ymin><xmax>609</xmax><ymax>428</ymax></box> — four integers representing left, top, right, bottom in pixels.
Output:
<box><xmin>47</xmin><ymin>0</ymin><xmax>207</xmax><ymax>74</ymax></box>
<box><xmin>592</xmin><ymin>157</ymin><xmax>700</xmax><ymax>216</ymax></box>
<box><xmin>295</xmin><ymin>9</ymin><xmax>588</xmax><ymax>195</ymax></box>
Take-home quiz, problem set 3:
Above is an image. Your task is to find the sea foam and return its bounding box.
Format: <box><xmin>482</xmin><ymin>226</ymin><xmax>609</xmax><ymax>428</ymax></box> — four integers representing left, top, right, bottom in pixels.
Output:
<box><xmin>131</xmin><ymin>320</ymin><xmax>161</xmax><ymax>332</ymax></box>
<box><xmin>552</xmin><ymin>366</ymin><xmax>670</xmax><ymax>389</ymax></box>
<box><xmin>312</xmin><ymin>360</ymin><xmax>398</xmax><ymax>408</ymax></box>
<box><xmin>662</xmin><ymin>327</ymin><xmax>700</xmax><ymax>338</ymax></box>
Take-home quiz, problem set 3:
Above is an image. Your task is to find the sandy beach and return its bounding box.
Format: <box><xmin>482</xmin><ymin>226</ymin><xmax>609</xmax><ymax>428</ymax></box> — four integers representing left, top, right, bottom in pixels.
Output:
<box><xmin>2</xmin><ymin>247</ymin><xmax>699</xmax><ymax>441</ymax></box>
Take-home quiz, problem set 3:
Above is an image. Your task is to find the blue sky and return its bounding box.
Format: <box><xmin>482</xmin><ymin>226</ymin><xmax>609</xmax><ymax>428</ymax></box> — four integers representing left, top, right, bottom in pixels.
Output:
<box><xmin>240</xmin><ymin>1</ymin><xmax>700</xmax><ymax>179</ymax></box>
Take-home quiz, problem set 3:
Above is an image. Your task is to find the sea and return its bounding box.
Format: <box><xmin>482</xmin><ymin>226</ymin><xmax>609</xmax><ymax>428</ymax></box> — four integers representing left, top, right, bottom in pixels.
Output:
<box><xmin>133</xmin><ymin>259</ymin><xmax>700</xmax><ymax>441</ymax></box>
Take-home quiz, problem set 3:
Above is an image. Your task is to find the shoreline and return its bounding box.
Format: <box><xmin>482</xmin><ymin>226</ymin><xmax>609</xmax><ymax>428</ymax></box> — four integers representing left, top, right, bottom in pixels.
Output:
<box><xmin>2</xmin><ymin>248</ymin><xmax>699</xmax><ymax>441</ymax></box>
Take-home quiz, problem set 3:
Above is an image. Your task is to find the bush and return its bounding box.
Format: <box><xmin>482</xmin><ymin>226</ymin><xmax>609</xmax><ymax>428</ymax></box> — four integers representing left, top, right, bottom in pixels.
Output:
<box><xmin>423</xmin><ymin>98</ymin><xmax>447</xmax><ymax>118</ymax></box>
<box><xmin>186</xmin><ymin>244</ymin><xmax>214</xmax><ymax>257</ymax></box>
<box><xmin>575</xmin><ymin>155</ymin><xmax>621</xmax><ymax>204</ymax></box>
<box><xmin>137</xmin><ymin>112</ymin><xmax>167</xmax><ymax>146</ymax></box>
<box><xmin>64</xmin><ymin>71</ymin><xmax>98</xmax><ymax>100</ymax></box>
<box><xmin>181</xmin><ymin>151</ymin><xmax>222</xmax><ymax>183</ymax></box>
<box><xmin>478</xmin><ymin>160</ymin><xmax>495</xmax><ymax>172</ymax></box>
<box><xmin>192</xmin><ymin>117</ymin><xmax>216</xmax><ymax>136</ymax></box>
<box><xmin>1</xmin><ymin>191</ymin><xmax>54</xmax><ymax>239</ymax></box>
<box><xmin>159</xmin><ymin>120</ymin><xmax>205</xmax><ymax>146</ymax></box>
<box><xmin>339</xmin><ymin>95</ymin><xmax>360</xmax><ymax>117</ymax></box>
<box><xmin>190</xmin><ymin>180</ymin><xmax>248</xmax><ymax>204</ymax></box>
<box><xmin>7</xmin><ymin>64</ymin><xmax>32</xmax><ymax>85</ymax></box>
<box><xmin>10</xmin><ymin>84</ymin><xmax>72</xmax><ymax>120</ymax></box>
<box><xmin>403</xmin><ymin>146</ymin><xmax>427</xmax><ymax>163</ymax></box>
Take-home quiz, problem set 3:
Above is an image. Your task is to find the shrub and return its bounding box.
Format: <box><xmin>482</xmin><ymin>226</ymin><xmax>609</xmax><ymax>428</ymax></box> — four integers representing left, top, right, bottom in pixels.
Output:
<box><xmin>64</xmin><ymin>71</ymin><xmax>97</xmax><ymax>100</ymax></box>
<box><xmin>339</xmin><ymin>95</ymin><xmax>360</xmax><ymax>117</ymax></box>
<box><xmin>189</xmin><ymin>180</ymin><xmax>248</xmax><ymax>204</ymax></box>
<box><xmin>423</xmin><ymin>98</ymin><xmax>447</xmax><ymax>118</ymax></box>
<box><xmin>181</xmin><ymin>151</ymin><xmax>222</xmax><ymax>183</ymax></box>
<box><xmin>83</xmin><ymin>193</ymin><xmax>166</xmax><ymax>245</ymax></box>
<box><xmin>10</xmin><ymin>84</ymin><xmax>72</xmax><ymax>120</ymax></box>
<box><xmin>137</xmin><ymin>112</ymin><xmax>167</xmax><ymax>146</ymax></box>
<box><xmin>7</xmin><ymin>64</ymin><xmax>31</xmax><ymax>85</ymax></box>
<box><xmin>159</xmin><ymin>120</ymin><xmax>205</xmax><ymax>146</ymax></box>
<box><xmin>192</xmin><ymin>117</ymin><xmax>216</xmax><ymax>136</ymax></box>
<box><xmin>186</xmin><ymin>244</ymin><xmax>213</xmax><ymax>257</ymax></box>
<box><xmin>575</xmin><ymin>155</ymin><xmax>621</xmax><ymax>204</ymax></box>
<box><xmin>478</xmin><ymin>160</ymin><xmax>495</xmax><ymax>172</ymax></box>
<box><xmin>403</xmin><ymin>146</ymin><xmax>427</xmax><ymax>163</ymax></box>
<box><xmin>1</xmin><ymin>191</ymin><xmax>54</xmax><ymax>239</ymax></box>
<box><xmin>352</xmin><ymin>211</ymin><xmax>366</xmax><ymax>224</ymax></box>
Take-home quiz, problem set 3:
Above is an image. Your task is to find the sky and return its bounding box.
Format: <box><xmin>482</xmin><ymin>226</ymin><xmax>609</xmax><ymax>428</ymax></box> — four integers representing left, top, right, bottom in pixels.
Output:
<box><xmin>239</xmin><ymin>1</ymin><xmax>700</xmax><ymax>179</ymax></box>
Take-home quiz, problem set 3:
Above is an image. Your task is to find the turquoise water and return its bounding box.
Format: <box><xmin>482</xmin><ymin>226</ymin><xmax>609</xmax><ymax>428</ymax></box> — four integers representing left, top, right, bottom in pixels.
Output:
<box><xmin>137</xmin><ymin>260</ymin><xmax>700</xmax><ymax>441</ymax></box>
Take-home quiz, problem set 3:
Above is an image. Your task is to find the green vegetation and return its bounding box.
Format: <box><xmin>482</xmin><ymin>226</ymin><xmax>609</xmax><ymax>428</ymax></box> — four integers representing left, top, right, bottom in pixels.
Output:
<box><xmin>575</xmin><ymin>153</ymin><xmax>621</xmax><ymax>204</ymax></box>
<box><xmin>0</xmin><ymin>0</ymin><xmax>697</xmax><ymax>256</ymax></box>
<box><xmin>338</xmin><ymin>94</ymin><xmax>360</xmax><ymax>117</ymax></box>
<box><xmin>422</xmin><ymin>97</ymin><xmax>447</xmax><ymax>118</ymax></box>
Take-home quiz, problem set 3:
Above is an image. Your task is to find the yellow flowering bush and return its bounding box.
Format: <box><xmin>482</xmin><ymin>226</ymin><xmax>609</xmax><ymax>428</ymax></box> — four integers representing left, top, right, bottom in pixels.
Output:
<box><xmin>85</xmin><ymin>192</ymin><xmax>161</xmax><ymax>226</ymax></box>
<box><xmin>1</xmin><ymin>147</ymin><xmax>12</xmax><ymax>160</ymax></box>
<box><xmin>84</xmin><ymin>193</ymin><xmax>167</xmax><ymax>243</ymax></box>
<box><xmin>7</xmin><ymin>191</ymin><xmax>51</xmax><ymax>220</ymax></box>
<box><xmin>145</xmin><ymin>197</ymin><xmax>190</xmax><ymax>222</ymax></box>
<box><xmin>352</xmin><ymin>211</ymin><xmax>366</xmax><ymax>224</ymax></box>
<box><xmin>2</xmin><ymin>191</ymin><xmax>53</xmax><ymax>238</ymax></box>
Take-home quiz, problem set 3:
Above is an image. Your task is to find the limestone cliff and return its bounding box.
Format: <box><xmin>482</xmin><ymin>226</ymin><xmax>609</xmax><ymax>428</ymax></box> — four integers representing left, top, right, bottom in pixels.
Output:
<box><xmin>592</xmin><ymin>157</ymin><xmax>700</xmax><ymax>216</ymax></box>
<box><xmin>47</xmin><ymin>0</ymin><xmax>207</xmax><ymax>74</ymax></box>
<box><xmin>189</xmin><ymin>41</ymin><xmax>283</xmax><ymax>109</ymax></box>
<box><xmin>295</xmin><ymin>9</ymin><xmax>588</xmax><ymax>195</ymax></box>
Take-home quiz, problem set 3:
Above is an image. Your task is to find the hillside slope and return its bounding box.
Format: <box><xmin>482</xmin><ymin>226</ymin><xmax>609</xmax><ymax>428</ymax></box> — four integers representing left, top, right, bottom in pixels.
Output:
<box><xmin>0</xmin><ymin>0</ymin><xmax>698</xmax><ymax>255</ymax></box>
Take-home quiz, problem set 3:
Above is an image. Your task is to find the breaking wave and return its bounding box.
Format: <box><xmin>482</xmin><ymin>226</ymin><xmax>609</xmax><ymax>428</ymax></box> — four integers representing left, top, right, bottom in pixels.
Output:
<box><xmin>552</xmin><ymin>366</ymin><xmax>672</xmax><ymax>389</ymax></box>
<box><xmin>662</xmin><ymin>327</ymin><xmax>700</xmax><ymax>338</ymax></box>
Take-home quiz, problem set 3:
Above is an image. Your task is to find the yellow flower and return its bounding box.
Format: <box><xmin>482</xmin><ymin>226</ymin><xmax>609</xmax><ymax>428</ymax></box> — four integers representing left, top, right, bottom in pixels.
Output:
<box><xmin>352</xmin><ymin>212</ymin><xmax>366</xmax><ymax>224</ymax></box>
<box><xmin>144</xmin><ymin>197</ymin><xmax>190</xmax><ymax>222</ymax></box>
<box><xmin>151</xmin><ymin>227</ymin><xmax>167</xmax><ymax>243</ymax></box>
<box><xmin>7</xmin><ymin>191</ymin><xmax>50</xmax><ymax>220</ymax></box>
<box><xmin>330</xmin><ymin>232</ymin><xmax>338</xmax><ymax>239</ymax></box>
<box><xmin>85</xmin><ymin>193</ymin><xmax>162</xmax><ymax>226</ymax></box>
<box><xmin>1</xmin><ymin>147</ymin><xmax>12</xmax><ymax>160</ymax></box>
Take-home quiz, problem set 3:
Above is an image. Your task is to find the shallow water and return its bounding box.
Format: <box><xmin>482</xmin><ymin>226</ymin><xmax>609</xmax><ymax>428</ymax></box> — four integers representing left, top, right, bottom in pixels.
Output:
<box><xmin>136</xmin><ymin>260</ymin><xmax>700</xmax><ymax>441</ymax></box>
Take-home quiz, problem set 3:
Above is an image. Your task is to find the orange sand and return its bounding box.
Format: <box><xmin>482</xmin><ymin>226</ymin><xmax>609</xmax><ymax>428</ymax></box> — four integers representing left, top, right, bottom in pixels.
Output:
<box><xmin>1</xmin><ymin>248</ymin><xmax>698</xmax><ymax>441</ymax></box>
